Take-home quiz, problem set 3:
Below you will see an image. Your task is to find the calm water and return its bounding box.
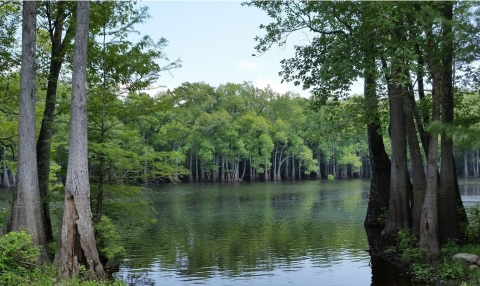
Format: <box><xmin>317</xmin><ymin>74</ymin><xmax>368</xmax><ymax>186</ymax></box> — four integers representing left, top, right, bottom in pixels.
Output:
<box><xmin>1</xmin><ymin>178</ymin><xmax>480</xmax><ymax>285</ymax></box>
<box><xmin>114</xmin><ymin>179</ymin><xmax>373</xmax><ymax>286</ymax></box>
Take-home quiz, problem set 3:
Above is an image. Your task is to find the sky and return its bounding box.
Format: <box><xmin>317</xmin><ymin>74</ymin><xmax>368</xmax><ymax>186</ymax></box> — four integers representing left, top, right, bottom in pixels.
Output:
<box><xmin>133</xmin><ymin>1</ymin><xmax>363</xmax><ymax>97</ymax></box>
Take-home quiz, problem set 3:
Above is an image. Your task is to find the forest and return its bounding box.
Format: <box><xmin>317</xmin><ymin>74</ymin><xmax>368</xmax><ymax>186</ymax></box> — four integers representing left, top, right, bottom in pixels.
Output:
<box><xmin>1</xmin><ymin>0</ymin><xmax>480</xmax><ymax>285</ymax></box>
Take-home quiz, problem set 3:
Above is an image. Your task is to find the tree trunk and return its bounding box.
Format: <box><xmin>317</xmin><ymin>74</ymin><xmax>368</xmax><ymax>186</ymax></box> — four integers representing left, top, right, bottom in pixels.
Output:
<box><xmin>405</xmin><ymin>85</ymin><xmax>427</xmax><ymax>238</ymax></box>
<box><xmin>97</xmin><ymin>155</ymin><xmax>105</xmax><ymax>218</ymax></box>
<box><xmin>57</xmin><ymin>2</ymin><xmax>105</xmax><ymax>279</ymax></box>
<box><xmin>195</xmin><ymin>155</ymin><xmax>199</xmax><ymax>182</ymax></box>
<box><xmin>37</xmin><ymin>1</ymin><xmax>73</xmax><ymax>244</ymax></box>
<box><xmin>240</xmin><ymin>159</ymin><xmax>246</xmax><ymax>181</ymax></box>
<box><xmin>438</xmin><ymin>1</ymin><xmax>466</xmax><ymax>245</ymax></box>
<box><xmin>420</xmin><ymin>21</ymin><xmax>442</xmax><ymax>257</ymax></box>
<box><xmin>384</xmin><ymin>83</ymin><xmax>411</xmax><ymax>234</ymax></box>
<box><xmin>189</xmin><ymin>151</ymin><xmax>194</xmax><ymax>182</ymax></box>
<box><xmin>10</xmin><ymin>1</ymin><xmax>49</xmax><ymax>263</ymax></box>
<box><xmin>292</xmin><ymin>156</ymin><xmax>295</xmax><ymax>180</ymax></box>
<box><xmin>317</xmin><ymin>152</ymin><xmax>322</xmax><ymax>179</ymax></box>
<box><xmin>2</xmin><ymin>147</ymin><xmax>11</xmax><ymax>188</ymax></box>
<box><xmin>419</xmin><ymin>76</ymin><xmax>440</xmax><ymax>260</ymax></box>
<box><xmin>364</xmin><ymin>75</ymin><xmax>391</xmax><ymax>227</ymax></box>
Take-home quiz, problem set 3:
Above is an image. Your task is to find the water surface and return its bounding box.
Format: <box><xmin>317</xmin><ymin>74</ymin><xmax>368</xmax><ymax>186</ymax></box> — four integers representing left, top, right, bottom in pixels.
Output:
<box><xmin>115</xmin><ymin>180</ymin><xmax>373</xmax><ymax>285</ymax></box>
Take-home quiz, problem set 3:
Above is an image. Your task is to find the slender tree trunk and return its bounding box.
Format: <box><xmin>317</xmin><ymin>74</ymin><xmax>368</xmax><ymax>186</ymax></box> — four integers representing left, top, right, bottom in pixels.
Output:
<box><xmin>285</xmin><ymin>156</ymin><xmax>290</xmax><ymax>179</ymax></box>
<box><xmin>420</xmin><ymin>21</ymin><xmax>441</xmax><ymax>258</ymax></box>
<box><xmin>405</xmin><ymin>84</ymin><xmax>427</xmax><ymax>238</ymax></box>
<box><xmin>240</xmin><ymin>159</ymin><xmax>246</xmax><ymax>181</ymax></box>
<box><xmin>2</xmin><ymin>147</ymin><xmax>11</xmax><ymax>187</ymax></box>
<box><xmin>189</xmin><ymin>151</ymin><xmax>193</xmax><ymax>182</ymax></box>
<box><xmin>57</xmin><ymin>2</ymin><xmax>105</xmax><ymax>279</ymax></box>
<box><xmin>37</xmin><ymin>1</ymin><xmax>73</xmax><ymax>243</ymax></box>
<box><xmin>195</xmin><ymin>154</ymin><xmax>199</xmax><ymax>182</ymax></box>
<box><xmin>273</xmin><ymin>146</ymin><xmax>277</xmax><ymax>181</ymax></box>
<box><xmin>464</xmin><ymin>153</ymin><xmax>469</xmax><ymax>178</ymax></box>
<box><xmin>10</xmin><ymin>1</ymin><xmax>49</xmax><ymax>263</ymax></box>
<box><xmin>97</xmin><ymin>156</ymin><xmax>105</xmax><ymax>218</ymax></box>
<box><xmin>420</xmin><ymin>76</ymin><xmax>440</xmax><ymax>260</ymax></box>
<box><xmin>317</xmin><ymin>152</ymin><xmax>322</xmax><ymax>179</ymax></box>
<box><xmin>292</xmin><ymin>156</ymin><xmax>295</xmax><ymax>180</ymax></box>
<box><xmin>200</xmin><ymin>161</ymin><xmax>205</xmax><ymax>182</ymax></box>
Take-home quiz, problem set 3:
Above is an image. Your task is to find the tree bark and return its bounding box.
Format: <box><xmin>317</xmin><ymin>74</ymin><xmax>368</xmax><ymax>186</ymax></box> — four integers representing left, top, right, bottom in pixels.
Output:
<box><xmin>405</xmin><ymin>85</ymin><xmax>427</xmax><ymax>238</ymax></box>
<box><xmin>419</xmin><ymin>74</ymin><xmax>440</xmax><ymax>260</ymax></box>
<box><xmin>420</xmin><ymin>20</ymin><xmax>441</xmax><ymax>258</ymax></box>
<box><xmin>364</xmin><ymin>74</ymin><xmax>391</xmax><ymax>227</ymax></box>
<box><xmin>438</xmin><ymin>1</ymin><xmax>466</xmax><ymax>245</ymax></box>
<box><xmin>2</xmin><ymin>147</ymin><xmax>11</xmax><ymax>188</ymax></box>
<box><xmin>384</xmin><ymin>82</ymin><xmax>411</xmax><ymax>234</ymax></box>
<box><xmin>10</xmin><ymin>1</ymin><xmax>50</xmax><ymax>263</ymax></box>
<box><xmin>37</xmin><ymin>1</ymin><xmax>74</xmax><ymax>243</ymax></box>
<box><xmin>57</xmin><ymin>1</ymin><xmax>105</xmax><ymax>279</ymax></box>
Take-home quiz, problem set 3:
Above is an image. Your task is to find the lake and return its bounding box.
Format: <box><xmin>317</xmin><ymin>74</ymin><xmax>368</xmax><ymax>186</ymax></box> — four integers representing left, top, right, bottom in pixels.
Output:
<box><xmin>111</xmin><ymin>179</ymin><xmax>408</xmax><ymax>286</ymax></box>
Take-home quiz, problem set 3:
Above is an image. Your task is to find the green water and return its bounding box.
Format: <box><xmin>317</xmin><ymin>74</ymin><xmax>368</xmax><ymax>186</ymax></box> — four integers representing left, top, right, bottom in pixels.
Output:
<box><xmin>115</xmin><ymin>179</ymin><xmax>373</xmax><ymax>285</ymax></box>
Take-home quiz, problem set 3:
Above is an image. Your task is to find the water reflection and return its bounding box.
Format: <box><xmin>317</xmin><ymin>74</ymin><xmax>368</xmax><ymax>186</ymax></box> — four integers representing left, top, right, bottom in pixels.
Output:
<box><xmin>460</xmin><ymin>178</ymin><xmax>480</xmax><ymax>207</ymax></box>
<box><xmin>115</xmin><ymin>180</ymin><xmax>373</xmax><ymax>285</ymax></box>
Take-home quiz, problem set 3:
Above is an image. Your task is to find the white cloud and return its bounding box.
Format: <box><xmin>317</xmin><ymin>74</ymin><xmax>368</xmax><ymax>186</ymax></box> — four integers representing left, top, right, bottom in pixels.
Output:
<box><xmin>237</xmin><ymin>60</ymin><xmax>260</xmax><ymax>70</ymax></box>
<box><xmin>255</xmin><ymin>78</ymin><xmax>293</xmax><ymax>95</ymax></box>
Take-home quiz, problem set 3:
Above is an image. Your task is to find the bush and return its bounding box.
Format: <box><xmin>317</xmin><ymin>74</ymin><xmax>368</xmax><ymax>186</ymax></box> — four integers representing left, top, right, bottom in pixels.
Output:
<box><xmin>0</xmin><ymin>231</ymin><xmax>40</xmax><ymax>285</ymax></box>
<box><xmin>327</xmin><ymin>174</ymin><xmax>334</xmax><ymax>180</ymax></box>
<box><xmin>466</xmin><ymin>205</ymin><xmax>480</xmax><ymax>244</ymax></box>
<box><xmin>95</xmin><ymin>216</ymin><xmax>125</xmax><ymax>260</ymax></box>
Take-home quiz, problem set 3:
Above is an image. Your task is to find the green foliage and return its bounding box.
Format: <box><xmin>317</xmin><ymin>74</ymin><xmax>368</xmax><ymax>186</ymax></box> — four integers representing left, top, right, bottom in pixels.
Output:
<box><xmin>377</xmin><ymin>207</ymin><xmax>388</xmax><ymax>224</ymax></box>
<box><xmin>95</xmin><ymin>216</ymin><xmax>125</xmax><ymax>259</ymax></box>
<box><xmin>0</xmin><ymin>208</ymin><xmax>7</xmax><ymax>229</ymax></box>
<box><xmin>411</xmin><ymin>262</ymin><xmax>434</xmax><ymax>282</ymax></box>
<box><xmin>0</xmin><ymin>231</ymin><xmax>40</xmax><ymax>285</ymax></box>
<box><xmin>466</xmin><ymin>205</ymin><xmax>480</xmax><ymax>244</ymax></box>
<box><xmin>440</xmin><ymin>258</ymin><xmax>466</xmax><ymax>280</ymax></box>
<box><xmin>327</xmin><ymin>174</ymin><xmax>334</xmax><ymax>180</ymax></box>
<box><xmin>396</xmin><ymin>229</ymin><xmax>422</xmax><ymax>263</ymax></box>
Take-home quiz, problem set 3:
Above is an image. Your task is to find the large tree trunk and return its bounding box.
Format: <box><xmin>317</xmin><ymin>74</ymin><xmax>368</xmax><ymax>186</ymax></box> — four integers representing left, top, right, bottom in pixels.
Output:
<box><xmin>37</xmin><ymin>1</ymin><xmax>73</xmax><ymax>243</ymax></box>
<box><xmin>384</xmin><ymin>82</ymin><xmax>411</xmax><ymax>235</ymax></box>
<box><xmin>10</xmin><ymin>1</ymin><xmax>49</xmax><ymax>263</ymax></box>
<box><xmin>57</xmin><ymin>2</ymin><xmax>105</xmax><ymax>279</ymax></box>
<box><xmin>364</xmin><ymin>72</ymin><xmax>391</xmax><ymax>227</ymax></box>
<box><xmin>438</xmin><ymin>1</ymin><xmax>466</xmax><ymax>245</ymax></box>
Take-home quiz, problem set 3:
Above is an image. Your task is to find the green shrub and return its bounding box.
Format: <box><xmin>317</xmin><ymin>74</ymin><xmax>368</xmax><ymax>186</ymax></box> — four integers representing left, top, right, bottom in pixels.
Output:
<box><xmin>411</xmin><ymin>262</ymin><xmax>434</xmax><ymax>282</ymax></box>
<box><xmin>396</xmin><ymin>229</ymin><xmax>422</xmax><ymax>263</ymax></box>
<box><xmin>0</xmin><ymin>231</ymin><xmax>40</xmax><ymax>285</ymax></box>
<box><xmin>466</xmin><ymin>205</ymin><xmax>480</xmax><ymax>244</ymax></box>
<box><xmin>327</xmin><ymin>174</ymin><xmax>334</xmax><ymax>180</ymax></box>
<box><xmin>440</xmin><ymin>258</ymin><xmax>466</xmax><ymax>280</ymax></box>
<box><xmin>95</xmin><ymin>216</ymin><xmax>125</xmax><ymax>259</ymax></box>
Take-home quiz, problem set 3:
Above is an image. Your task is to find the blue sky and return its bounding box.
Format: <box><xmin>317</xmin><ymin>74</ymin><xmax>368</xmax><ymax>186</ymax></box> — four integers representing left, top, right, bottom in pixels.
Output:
<box><xmin>134</xmin><ymin>1</ymin><xmax>362</xmax><ymax>97</ymax></box>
